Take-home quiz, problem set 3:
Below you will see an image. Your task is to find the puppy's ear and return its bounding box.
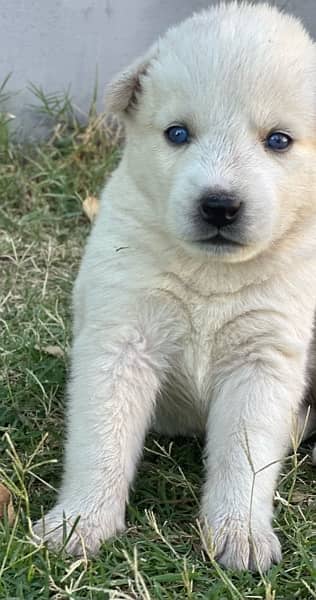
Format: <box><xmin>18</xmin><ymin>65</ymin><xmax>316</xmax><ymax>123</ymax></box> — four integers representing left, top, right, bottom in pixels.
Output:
<box><xmin>105</xmin><ymin>45</ymin><xmax>157</xmax><ymax>116</ymax></box>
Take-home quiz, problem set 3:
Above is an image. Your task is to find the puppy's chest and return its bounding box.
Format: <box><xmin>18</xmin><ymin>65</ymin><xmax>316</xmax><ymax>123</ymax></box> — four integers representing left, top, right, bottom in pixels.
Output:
<box><xmin>151</xmin><ymin>271</ymin><xmax>257</xmax><ymax>433</ymax></box>
<box><xmin>152</xmin><ymin>271</ymin><xmax>248</xmax><ymax>411</ymax></box>
<box><xmin>177</xmin><ymin>299</ymin><xmax>231</xmax><ymax>398</ymax></box>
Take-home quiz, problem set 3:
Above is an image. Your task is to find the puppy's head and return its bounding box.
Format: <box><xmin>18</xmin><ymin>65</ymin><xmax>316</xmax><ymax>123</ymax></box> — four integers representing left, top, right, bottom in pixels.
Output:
<box><xmin>106</xmin><ymin>3</ymin><xmax>316</xmax><ymax>263</ymax></box>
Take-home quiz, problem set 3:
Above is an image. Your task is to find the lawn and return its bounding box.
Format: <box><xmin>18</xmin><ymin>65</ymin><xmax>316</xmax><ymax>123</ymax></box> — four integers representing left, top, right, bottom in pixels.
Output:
<box><xmin>0</xmin><ymin>103</ymin><xmax>315</xmax><ymax>600</ymax></box>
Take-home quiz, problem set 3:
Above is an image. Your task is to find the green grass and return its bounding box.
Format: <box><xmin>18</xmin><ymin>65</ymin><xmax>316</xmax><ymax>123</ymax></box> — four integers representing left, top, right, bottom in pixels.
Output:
<box><xmin>0</xmin><ymin>106</ymin><xmax>315</xmax><ymax>600</ymax></box>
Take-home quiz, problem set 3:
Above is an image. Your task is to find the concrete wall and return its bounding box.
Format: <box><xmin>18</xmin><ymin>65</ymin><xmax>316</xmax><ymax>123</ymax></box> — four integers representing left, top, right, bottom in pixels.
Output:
<box><xmin>2</xmin><ymin>0</ymin><xmax>316</xmax><ymax>138</ymax></box>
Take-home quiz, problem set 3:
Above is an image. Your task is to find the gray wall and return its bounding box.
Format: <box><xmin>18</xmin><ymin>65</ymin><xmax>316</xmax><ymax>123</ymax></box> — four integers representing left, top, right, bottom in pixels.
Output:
<box><xmin>2</xmin><ymin>0</ymin><xmax>316</xmax><ymax>138</ymax></box>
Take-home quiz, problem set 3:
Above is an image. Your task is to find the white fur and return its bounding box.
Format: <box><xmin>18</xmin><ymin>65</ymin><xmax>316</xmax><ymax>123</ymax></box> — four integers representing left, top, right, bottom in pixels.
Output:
<box><xmin>34</xmin><ymin>2</ymin><xmax>316</xmax><ymax>571</ymax></box>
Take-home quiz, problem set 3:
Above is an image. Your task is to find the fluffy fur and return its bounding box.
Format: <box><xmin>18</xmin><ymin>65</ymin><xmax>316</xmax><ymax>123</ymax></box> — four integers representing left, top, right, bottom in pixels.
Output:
<box><xmin>34</xmin><ymin>2</ymin><xmax>316</xmax><ymax>572</ymax></box>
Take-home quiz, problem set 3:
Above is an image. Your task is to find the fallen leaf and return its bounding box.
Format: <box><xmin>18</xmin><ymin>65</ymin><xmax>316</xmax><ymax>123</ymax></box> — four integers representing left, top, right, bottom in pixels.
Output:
<box><xmin>43</xmin><ymin>345</ymin><xmax>64</xmax><ymax>358</ymax></box>
<box><xmin>291</xmin><ymin>491</ymin><xmax>314</xmax><ymax>505</ymax></box>
<box><xmin>82</xmin><ymin>196</ymin><xmax>100</xmax><ymax>222</ymax></box>
<box><xmin>0</xmin><ymin>483</ymin><xmax>15</xmax><ymax>525</ymax></box>
<box><xmin>35</xmin><ymin>344</ymin><xmax>64</xmax><ymax>358</ymax></box>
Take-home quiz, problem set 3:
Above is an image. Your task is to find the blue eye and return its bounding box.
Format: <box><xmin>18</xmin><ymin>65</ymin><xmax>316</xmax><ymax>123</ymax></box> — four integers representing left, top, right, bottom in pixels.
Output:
<box><xmin>165</xmin><ymin>125</ymin><xmax>189</xmax><ymax>145</ymax></box>
<box><xmin>266</xmin><ymin>131</ymin><xmax>293</xmax><ymax>152</ymax></box>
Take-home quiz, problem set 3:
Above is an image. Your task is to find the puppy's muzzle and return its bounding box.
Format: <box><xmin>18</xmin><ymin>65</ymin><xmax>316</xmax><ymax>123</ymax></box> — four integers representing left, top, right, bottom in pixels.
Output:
<box><xmin>199</xmin><ymin>192</ymin><xmax>242</xmax><ymax>228</ymax></box>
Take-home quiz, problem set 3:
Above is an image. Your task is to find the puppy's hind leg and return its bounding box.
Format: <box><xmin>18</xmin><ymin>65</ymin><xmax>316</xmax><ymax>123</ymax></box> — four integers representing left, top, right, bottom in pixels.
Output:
<box><xmin>34</xmin><ymin>303</ymin><xmax>181</xmax><ymax>555</ymax></box>
<box><xmin>298</xmin><ymin>395</ymin><xmax>316</xmax><ymax>465</ymax></box>
<box><xmin>304</xmin><ymin>342</ymin><xmax>316</xmax><ymax>463</ymax></box>
<box><xmin>296</xmin><ymin>400</ymin><xmax>316</xmax><ymax>441</ymax></box>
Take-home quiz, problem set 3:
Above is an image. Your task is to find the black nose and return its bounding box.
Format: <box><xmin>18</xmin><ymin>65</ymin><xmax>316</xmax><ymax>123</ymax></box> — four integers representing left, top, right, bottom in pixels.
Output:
<box><xmin>199</xmin><ymin>193</ymin><xmax>242</xmax><ymax>228</ymax></box>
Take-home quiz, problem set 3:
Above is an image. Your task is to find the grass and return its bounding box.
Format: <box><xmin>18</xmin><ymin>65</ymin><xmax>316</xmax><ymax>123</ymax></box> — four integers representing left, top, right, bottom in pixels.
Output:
<box><xmin>0</xmin><ymin>98</ymin><xmax>315</xmax><ymax>600</ymax></box>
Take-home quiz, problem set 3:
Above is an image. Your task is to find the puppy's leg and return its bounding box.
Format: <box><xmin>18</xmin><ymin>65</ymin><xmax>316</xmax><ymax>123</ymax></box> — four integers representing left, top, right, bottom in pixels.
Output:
<box><xmin>201</xmin><ymin>352</ymin><xmax>307</xmax><ymax>572</ymax></box>
<box><xmin>34</xmin><ymin>307</ymin><xmax>179</xmax><ymax>555</ymax></box>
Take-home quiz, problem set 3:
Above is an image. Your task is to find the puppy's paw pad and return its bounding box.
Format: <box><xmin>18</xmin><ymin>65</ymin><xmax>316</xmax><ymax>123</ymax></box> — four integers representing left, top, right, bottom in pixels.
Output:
<box><xmin>205</xmin><ymin>518</ymin><xmax>281</xmax><ymax>572</ymax></box>
<box><xmin>33</xmin><ymin>505</ymin><xmax>125</xmax><ymax>556</ymax></box>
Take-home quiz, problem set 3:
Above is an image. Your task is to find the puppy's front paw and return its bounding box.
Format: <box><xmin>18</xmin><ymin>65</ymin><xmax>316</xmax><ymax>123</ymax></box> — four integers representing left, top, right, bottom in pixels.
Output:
<box><xmin>204</xmin><ymin>517</ymin><xmax>281</xmax><ymax>572</ymax></box>
<box><xmin>33</xmin><ymin>504</ymin><xmax>125</xmax><ymax>556</ymax></box>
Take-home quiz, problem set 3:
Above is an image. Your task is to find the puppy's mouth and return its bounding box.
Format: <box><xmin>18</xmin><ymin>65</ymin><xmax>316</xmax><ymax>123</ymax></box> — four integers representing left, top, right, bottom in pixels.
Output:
<box><xmin>198</xmin><ymin>233</ymin><xmax>244</xmax><ymax>248</ymax></box>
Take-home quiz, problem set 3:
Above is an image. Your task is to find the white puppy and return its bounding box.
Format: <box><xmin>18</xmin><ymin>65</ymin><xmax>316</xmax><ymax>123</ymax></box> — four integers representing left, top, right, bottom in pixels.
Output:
<box><xmin>35</xmin><ymin>2</ymin><xmax>316</xmax><ymax>572</ymax></box>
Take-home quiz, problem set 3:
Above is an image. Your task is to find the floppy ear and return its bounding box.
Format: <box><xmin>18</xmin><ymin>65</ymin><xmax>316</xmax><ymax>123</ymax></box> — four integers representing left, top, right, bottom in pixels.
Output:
<box><xmin>105</xmin><ymin>46</ymin><xmax>157</xmax><ymax>116</ymax></box>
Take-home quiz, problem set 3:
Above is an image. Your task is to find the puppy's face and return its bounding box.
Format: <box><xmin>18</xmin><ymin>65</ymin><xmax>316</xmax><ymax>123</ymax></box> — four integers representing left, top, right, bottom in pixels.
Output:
<box><xmin>108</xmin><ymin>4</ymin><xmax>316</xmax><ymax>262</ymax></box>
